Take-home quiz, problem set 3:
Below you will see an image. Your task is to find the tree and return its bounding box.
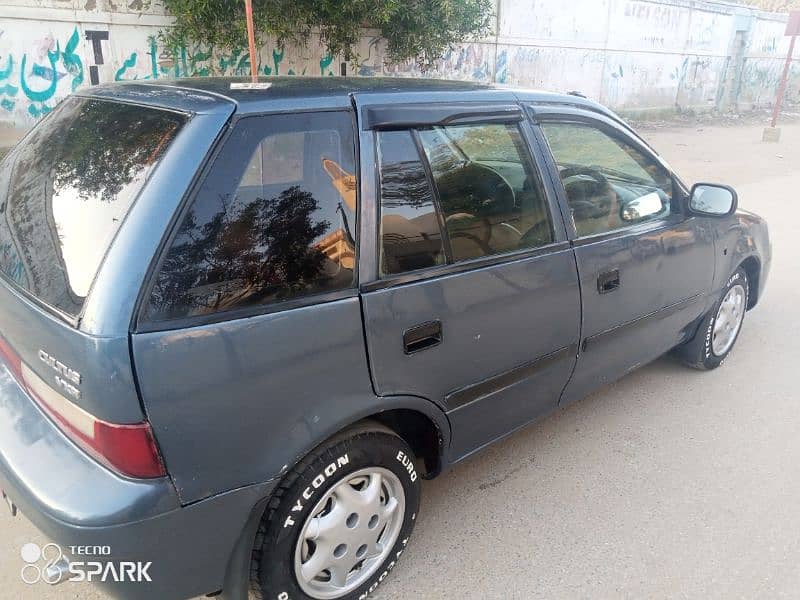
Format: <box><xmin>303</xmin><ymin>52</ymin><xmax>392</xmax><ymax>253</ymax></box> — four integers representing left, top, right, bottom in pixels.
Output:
<box><xmin>160</xmin><ymin>0</ymin><xmax>494</xmax><ymax>67</ymax></box>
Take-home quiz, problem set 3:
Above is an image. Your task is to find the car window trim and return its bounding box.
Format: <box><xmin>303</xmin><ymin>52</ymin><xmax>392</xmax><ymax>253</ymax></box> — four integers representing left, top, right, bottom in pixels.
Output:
<box><xmin>528</xmin><ymin>104</ymin><xmax>659</xmax><ymax>156</ymax></box>
<box><xmin>410</xmin><ymin>129</ymin><xmax>454</xmax><ymax>263</ymax></box>
<box><xmin>523</xmin><ymin>119</ymin><xmax>576</xmax><ymax>243</ymax></box>
<box><xmin>136</xmin><ymin>288</ymin><xmax>359</xmax><ymax>334</ymax></box>
<box><xmin>358</xmin><ymin>122</ymin><xmax>380</xmax><ymax>286</ymax></box>
<box><xmin>350</xmin><ymin>99</ymin><xmax>363</xmax><ymax>291</ymax></box>
<box><xmin>134</xmin><ymin>107</ymin><xmax>360</xmax><ymax>333</ymax></box>
<box><xmin>570</xmin><ymin>213</ymin><xmax>686</xmax><ymax>247</ymax></box>
<box><xmin>363</xmin><ymin>102</ymin><xmax>522</xmax><ymax>131</ymax></box>
<box><xmin>361</xmin><ymin>240</ymin><xmax>572</xmax><ymax>293</ymax></box>
<box><xmin>515</xmin><ymin>118</ymin><xmax>567</xmax><ymax>244</ymax></box>
<box><xmin>529</xmin><ymin>108</ymin><xmax>684</xmax><ymax>242</ymax></box>
<box><xmin>132</xmin><ymin>109</ymin><xmax>235</xmax><ymax>333</ymax></box>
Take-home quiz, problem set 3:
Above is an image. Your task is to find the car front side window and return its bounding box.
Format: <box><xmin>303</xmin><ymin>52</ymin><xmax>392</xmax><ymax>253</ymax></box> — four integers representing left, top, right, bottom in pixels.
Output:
<box><xmin>541</xmin><ymin>122</ymin><xmax>673</xmax><ymax>237</ymax></box>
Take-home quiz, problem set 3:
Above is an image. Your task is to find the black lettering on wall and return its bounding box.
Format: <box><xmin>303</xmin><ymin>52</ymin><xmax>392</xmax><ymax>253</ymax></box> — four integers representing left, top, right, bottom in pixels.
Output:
<box><xmin>85</xmin><ymin>30</ymin><xmax>109</xmax><ymax>85</ymax></box>
<box><xmin>85</xmin><ymin>30</ymin><xmax>109</xmax><ymax>64</ymax></box>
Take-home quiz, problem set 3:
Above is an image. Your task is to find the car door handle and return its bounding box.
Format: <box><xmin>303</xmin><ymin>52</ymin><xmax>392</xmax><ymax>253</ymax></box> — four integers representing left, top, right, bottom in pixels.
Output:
<box><xmin>403</xmin><ymin>320</ymin><xmax>443</xmax><ymax>354</ymax></box>
<box><xmin>597</xmin><ymin>269</ymin><xmax>620</xmax><ymax>294</ymax></box>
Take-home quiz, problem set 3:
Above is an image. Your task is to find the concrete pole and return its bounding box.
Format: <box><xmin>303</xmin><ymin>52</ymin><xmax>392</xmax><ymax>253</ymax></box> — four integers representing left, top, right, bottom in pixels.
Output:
<box><xmin>770</xmin><ymin>34</ymin><xmax>796</xmax><ymax>128</ymax></box>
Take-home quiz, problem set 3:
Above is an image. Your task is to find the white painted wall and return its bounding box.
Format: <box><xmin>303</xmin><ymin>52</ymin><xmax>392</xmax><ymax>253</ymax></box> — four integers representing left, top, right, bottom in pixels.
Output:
<box><xmin>0</xmin><ymin>0</ymin><xmax>796</xmax><ymax>131</ymax></box>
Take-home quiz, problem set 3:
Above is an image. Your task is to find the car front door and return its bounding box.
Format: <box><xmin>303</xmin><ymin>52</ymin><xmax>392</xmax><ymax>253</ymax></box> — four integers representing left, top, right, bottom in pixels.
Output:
<box><xmin>533</xmin><ymin>108</ymin><xmax>716</xmax><ymax>404</ymax></box>
<box><xmin>357</xmin><ymin>102</ymin><xmax>581</xmax><ymax>461</ymax></box>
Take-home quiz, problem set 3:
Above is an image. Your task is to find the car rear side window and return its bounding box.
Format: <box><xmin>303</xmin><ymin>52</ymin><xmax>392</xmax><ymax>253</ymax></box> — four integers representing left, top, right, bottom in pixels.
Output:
<box><xmin>145</xmin><ymin>111</ymin><xmax>357</xmax><ymax>322</ymax></box>
<box><xmin>0</xmin><ymin>97</ymin><xmax>186</xmax><ymax>317</ymax></box>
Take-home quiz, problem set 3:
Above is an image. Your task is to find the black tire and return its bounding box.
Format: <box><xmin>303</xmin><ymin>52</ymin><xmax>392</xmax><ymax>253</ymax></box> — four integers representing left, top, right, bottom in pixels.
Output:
<box><xmin>250</xmin><ymin>423</ymin><xmax>421</xmax><ymax>600</ymax></box>
<box><xmin>676</xmin><ymin>267</ymin><xmax>749</xmax><ymax>370</ymax></box>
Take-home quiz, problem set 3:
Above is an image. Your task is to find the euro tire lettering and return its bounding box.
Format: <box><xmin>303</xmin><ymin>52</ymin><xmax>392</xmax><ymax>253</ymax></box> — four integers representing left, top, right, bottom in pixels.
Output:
<box><xmin>395</xmin><ymin>450</ymin><xmax>418</xmax><ymax>482</ymax></box>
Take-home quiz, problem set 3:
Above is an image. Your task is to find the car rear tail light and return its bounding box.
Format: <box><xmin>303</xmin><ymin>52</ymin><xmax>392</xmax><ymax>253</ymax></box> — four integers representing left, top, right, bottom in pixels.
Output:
<box><xmin>0</xmin><ymin>335</ymin><xmax>22</xmax><ymax>383</ymax></box>
<box><xmin>20</xmin><ymin>363</ymin><xmax>166</xmax><ymax>479</ymax></box>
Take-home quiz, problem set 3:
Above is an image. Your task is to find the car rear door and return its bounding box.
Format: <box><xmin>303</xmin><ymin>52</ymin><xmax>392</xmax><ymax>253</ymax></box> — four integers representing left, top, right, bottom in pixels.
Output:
<box><xmin>130</xmin><ymin>109</ymin><xmax>377</xmax><ymax>503</ymax></box>
<box><xmin>531</xmin><ymin>107</ymin><xmax>716</xmax><ymax>404</ymax></box>
<box><xmin>356</xmin><ymin>100</ymin><xmax>581</xmax><ymax>461</ymax></box>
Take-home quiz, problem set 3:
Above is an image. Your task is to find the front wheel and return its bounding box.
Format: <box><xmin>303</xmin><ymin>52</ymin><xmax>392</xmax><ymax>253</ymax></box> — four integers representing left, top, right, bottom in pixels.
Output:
<box><xmin>677</xmin><ymin>267</ymin><xmax>749</xmax><ymax>370</ymax></box>
<box><xmin>250</xmin><ymin>424</ymin><xmax>421</xmax><ymax>600</ymax></box>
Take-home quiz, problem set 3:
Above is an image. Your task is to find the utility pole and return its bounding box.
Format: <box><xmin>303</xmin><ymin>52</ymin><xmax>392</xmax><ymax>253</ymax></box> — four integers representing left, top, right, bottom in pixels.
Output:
<box><xmin>764</xmin><ymin>10</ymin><xmax>799</xmax><ymax>142</ymax></box>
<box><xmin>245</xmin><ymin>0</ymin><xmax>258</xmax><ymax>83</ymax></box>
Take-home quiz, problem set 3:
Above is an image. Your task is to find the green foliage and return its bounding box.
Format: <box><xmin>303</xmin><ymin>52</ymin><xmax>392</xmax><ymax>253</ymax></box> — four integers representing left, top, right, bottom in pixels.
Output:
<box><xmin>159</xmin><ymin>0</ymin><xmax>494</xmax><ymax>66</ymax></box>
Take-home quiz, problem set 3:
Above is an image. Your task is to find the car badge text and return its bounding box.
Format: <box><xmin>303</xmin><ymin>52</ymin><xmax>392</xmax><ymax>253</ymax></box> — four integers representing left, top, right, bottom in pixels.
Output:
<box><xmin>38</xmin><ymin>350</ymin><xmax>82</xmax><ymax>400</ymax></box>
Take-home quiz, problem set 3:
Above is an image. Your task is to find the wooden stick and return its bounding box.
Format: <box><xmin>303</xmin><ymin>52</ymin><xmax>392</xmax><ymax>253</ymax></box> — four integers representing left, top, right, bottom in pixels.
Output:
<box><xmin>244</xmin><ymin>0</ymin><xmax>258</xmax><ymax>83</ymax></box>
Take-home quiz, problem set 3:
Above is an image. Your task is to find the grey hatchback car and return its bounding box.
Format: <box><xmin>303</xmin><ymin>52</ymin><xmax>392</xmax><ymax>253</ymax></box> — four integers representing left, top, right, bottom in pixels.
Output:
<box><xmin>0</xmin><ymin>77</ymin><xmax>770</xmax><ymax>600</ymax></box>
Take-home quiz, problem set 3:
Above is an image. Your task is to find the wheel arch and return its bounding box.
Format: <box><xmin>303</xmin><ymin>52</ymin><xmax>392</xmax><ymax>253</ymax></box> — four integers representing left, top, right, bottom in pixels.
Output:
<box><xmin>312</xmin><ymin>395</ymin><xmax>451</xmax><ymax>480</ymax></box>
<box><xmin>358</xmin><ymin>407</ymin><xmax>445</xmax><ymax>479</ymax></box>
<box><xmin>738</xmin><ymin>255</ymin><xmax>760</xmax><ymax>309</ymax></box>
<box><xmin>218</xmin><ymin>396</ymin><xmax>450</xmax><ymax>600</ymax></box>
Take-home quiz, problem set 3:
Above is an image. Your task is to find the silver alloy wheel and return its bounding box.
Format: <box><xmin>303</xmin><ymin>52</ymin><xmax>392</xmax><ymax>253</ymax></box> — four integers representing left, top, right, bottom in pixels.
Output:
<box><xmin>293</xmin><ymin>467</ymin><xmax>405</xmax><ymax>599</ymax></box>
<box><xmin>712</xmin><ymin>284</ymin><xmax>746</xmax><ymax>356</ymax></box>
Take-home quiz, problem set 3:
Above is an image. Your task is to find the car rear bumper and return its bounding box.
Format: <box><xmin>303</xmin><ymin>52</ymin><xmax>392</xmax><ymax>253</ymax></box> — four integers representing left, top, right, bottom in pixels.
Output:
<box><xmin>0</xmin><ymin>365</ymin><xmax>273</xmax><ymax>599</ymax></box>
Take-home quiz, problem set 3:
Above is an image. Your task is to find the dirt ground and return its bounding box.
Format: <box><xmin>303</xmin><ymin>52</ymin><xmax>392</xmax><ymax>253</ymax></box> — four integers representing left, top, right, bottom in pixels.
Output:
<box><xmin>1</xmin><ymin>120</ymin><xmax>799</xmax><ymax>600</ymax></box>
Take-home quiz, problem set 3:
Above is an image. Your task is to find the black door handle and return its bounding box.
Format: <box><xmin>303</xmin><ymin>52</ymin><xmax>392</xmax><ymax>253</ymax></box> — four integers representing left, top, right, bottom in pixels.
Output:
<box><xmin>597</xmin><ymin>269</ymin><xmax>620</xmax><ymax>294</ymax></box>
<box><xmin>403</xmin><ymin>320</ymin><xmax>442</xmax><ymax>354</ymax></box>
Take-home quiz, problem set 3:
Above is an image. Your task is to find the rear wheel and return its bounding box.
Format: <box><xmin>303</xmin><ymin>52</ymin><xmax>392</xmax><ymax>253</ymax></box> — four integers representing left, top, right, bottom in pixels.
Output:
<box><xmin>250</xmin><ymin>424</ymin><xmax>421</xmax><ymax>600</ymax></box>
<box><xmin>677</xmin><ymin>267</ymin><xmax>748</xmax><ymax>370</ymax></box>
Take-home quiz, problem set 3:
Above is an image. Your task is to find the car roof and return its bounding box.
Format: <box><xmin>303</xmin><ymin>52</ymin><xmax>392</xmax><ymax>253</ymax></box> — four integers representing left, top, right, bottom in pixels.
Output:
<box><xmin>160</xmin><ymin>75</ymin><xmax>496</xmax><ymax>97</ymax></box>
<box><xmin>84</xmin><ymin>76</ymin><xmax>620</xmax><ymax>120</ymax></box>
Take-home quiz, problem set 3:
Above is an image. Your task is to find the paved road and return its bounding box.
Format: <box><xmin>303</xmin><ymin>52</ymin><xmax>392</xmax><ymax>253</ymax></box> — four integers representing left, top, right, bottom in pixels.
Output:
<box><xmin>1</xmin><ymin>122</ymin><xmax>798</xmax><ymax>600</ymax></box>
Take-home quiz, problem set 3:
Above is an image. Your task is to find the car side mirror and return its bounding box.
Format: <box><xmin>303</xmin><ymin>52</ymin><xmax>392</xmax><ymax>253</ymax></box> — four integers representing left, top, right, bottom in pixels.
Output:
<box><xmin>688</xmin><ymin>183</ymin><xmax>737</xmax><ymax>216</ymax></box>
<box><xmin>621</xmin><ymin>191</ymin><xmax>664</xmax><ymax>222</ymax></box>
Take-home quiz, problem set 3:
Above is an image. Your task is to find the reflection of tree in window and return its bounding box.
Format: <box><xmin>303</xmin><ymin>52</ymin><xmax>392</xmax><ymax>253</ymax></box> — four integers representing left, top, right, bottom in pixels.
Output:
<box><xmin>18</xmin><ymin>98</ymin><xmax>182</xmax><ymax>202</ymax></box>
<box><xmin>377</xmin><ymin>131</ymin><xmax>445</xmax><ymax>275</ymax></box>
<box><xmin>318</xmin><ymin>159</ymin><xmax>356</xmax><ymax>270</ymax></box>
<box><xmin>380</xmin><ymin>160</ymin><xmax>437</xmax><ymax>210</ymax></box>
<box><xmin>147</xmin><ymin>112</ymin><xmax>358</xmax><ymax>321</ymax></box>
<box><xmin>438</xmin><ymin>124</ymin><xmax>520</xmax><ymax>163</ymax></box>
<box><xmin>149</xmin><ymin>187</ymin><xmax>332</xmax><ymax>320</ymax></box>
<box><xmin>0</xmin><ymin>96</ymin><xmax>185</xmax><ymax>315</ymax></box>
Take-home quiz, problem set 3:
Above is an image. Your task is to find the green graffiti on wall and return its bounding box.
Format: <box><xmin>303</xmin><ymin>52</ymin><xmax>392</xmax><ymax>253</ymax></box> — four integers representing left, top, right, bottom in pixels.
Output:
<box><xmin>1</xmin><ymin>27</ymin><xmax>84</xmax><ymax>116</ymax></box>
<box><xmin>1</xmin><ymin>25</ymin><xmax>362</xmax><ymax>122</ymax></box>
<box><xmin>320</xmin><ymin>54</ymin><xmax>334</xmax><ymax>76</ymax></box>
<box><xmin>115</xmin><ymin>53</ymin><xmax>139</xmax><ymax>80</ymax></box>
<box><xmin>61</xmin><ymin>28</ymin><xmax>84</xmax><ymax>91</ymax></box>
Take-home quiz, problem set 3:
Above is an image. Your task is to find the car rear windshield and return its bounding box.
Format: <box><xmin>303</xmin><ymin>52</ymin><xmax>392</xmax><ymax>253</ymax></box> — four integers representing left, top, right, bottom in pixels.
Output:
<box><xmin>0</xmin><ymin>96</ymin><xmax>186</xmax><ymax>318</ymax></box>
